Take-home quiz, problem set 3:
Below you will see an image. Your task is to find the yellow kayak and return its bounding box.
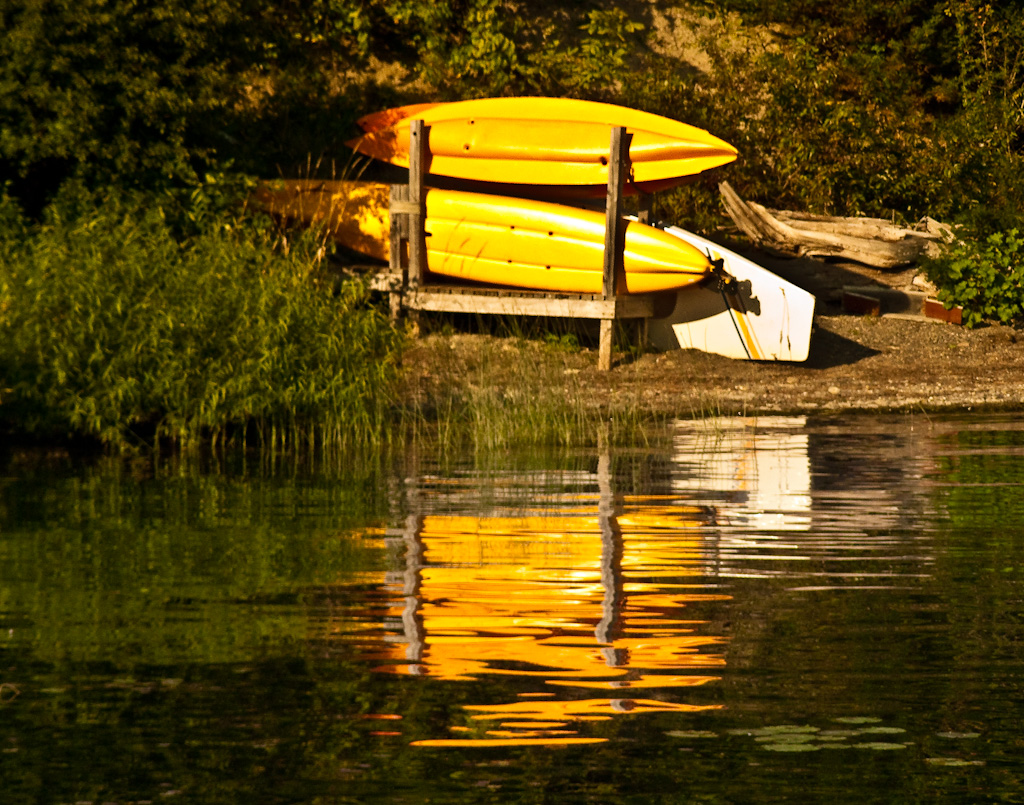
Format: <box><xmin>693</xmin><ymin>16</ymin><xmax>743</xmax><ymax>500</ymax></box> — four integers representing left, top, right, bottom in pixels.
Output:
<box><xmin>253</xmin><ymin>179</ymin><xmax>712</xmax><ymax>294</ymax></box>
<box><xmin>347</xmin><ymin>97</ymin><xmax>737</xmax><ymax>193</ymax></box>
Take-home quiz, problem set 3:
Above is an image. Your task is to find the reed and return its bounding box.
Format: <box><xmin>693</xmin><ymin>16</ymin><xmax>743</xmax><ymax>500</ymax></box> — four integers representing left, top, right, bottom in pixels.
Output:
<box><xmin>396</xmin><ymin>335</ymin><xmax>664</xmax><ymax>454</ymax></box>
<box><xmin>0</xmin><ymin>186</ymin><xmax>403</xmax><ymax>452</ymax></box>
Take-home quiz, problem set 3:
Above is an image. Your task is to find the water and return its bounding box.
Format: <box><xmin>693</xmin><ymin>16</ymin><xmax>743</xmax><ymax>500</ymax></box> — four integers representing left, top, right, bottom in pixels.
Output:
<box><xmin>2</xmin><ymin>414</ymin><xmax>1024</xmax><ymax>803</ymax></box>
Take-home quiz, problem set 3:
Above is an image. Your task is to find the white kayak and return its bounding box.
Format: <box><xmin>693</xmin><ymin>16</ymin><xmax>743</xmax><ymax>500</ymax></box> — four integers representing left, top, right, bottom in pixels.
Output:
<box><xmin>648</xmin><ymin>227</ymin><xmax>816</xmax><ymax>362</ymax></box>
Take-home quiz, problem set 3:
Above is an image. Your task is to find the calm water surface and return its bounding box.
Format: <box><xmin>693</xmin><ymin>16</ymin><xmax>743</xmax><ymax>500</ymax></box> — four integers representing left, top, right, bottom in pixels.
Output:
<box><xmin>2</xmin><ymin>414</ymin><xmax>1024</xmax><ymax>803</ymax></box>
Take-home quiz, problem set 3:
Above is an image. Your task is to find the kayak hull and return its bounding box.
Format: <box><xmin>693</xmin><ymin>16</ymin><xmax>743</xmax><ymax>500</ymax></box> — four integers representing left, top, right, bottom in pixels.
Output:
<box><xmin>648</xmin><ymin>228</ymin><xmax>816</xmax><ymax>362</ymax></box>
<box><xmin>254</xmin><ymin>180</ymin><xmax>712</xmax><ymax>295</ymax></box>
<box><xmin>347</xmin><ymin>97</ymin><xmax>738</xmax><ymax>192</ymax></box>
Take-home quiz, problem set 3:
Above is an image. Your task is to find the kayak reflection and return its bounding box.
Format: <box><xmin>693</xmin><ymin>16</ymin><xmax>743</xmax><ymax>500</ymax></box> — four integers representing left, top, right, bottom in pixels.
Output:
<box><xmin>367</xmin><ymin>454</ymin><xmax>730</xmax><ymax>747</ymax></box>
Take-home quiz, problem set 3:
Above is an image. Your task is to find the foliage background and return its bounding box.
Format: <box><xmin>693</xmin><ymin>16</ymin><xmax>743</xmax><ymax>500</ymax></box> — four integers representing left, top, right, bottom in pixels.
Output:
<box><xmin>3</xmin><ymin>0</ymin><xmax>1020</xmax><ymax>224</ymax></box>
<box><xmin>1</xmin><ymin>0</ymin><xmax>1023</xmax><ymax>443</ymax></box>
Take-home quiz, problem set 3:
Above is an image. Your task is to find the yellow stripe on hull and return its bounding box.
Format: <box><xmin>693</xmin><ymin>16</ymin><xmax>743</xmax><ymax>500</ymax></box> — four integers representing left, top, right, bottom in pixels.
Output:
<box><xmin>347</xmin><ymin>97</ymin><xmax>737</xmax><ymax>188</ymax></box>
<box><xmin>253</xmin><ymin>180</ymin><xmax>711</xmax><ymax>294</ymax></box>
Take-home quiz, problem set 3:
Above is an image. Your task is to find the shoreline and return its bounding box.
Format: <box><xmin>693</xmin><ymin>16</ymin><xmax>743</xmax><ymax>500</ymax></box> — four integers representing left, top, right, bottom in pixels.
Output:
<box><xmin>3</xmin><ymin>244</ymin><xmax>1020</xmax><ymax>457</ymax></box>
<box><xmin>407</xmin><ymin>314</ymin><xmax>1024</xmax><ymax>422</ymax></box>
<box><xmin>405</xmin><ymin>243</ymin><xmax>1024</xmax><ymax>420</ymax></box>
<box><xmin>3</xmin><ymin>309</ymin><xmax>1019</xmax><ymax>460</ymax></box>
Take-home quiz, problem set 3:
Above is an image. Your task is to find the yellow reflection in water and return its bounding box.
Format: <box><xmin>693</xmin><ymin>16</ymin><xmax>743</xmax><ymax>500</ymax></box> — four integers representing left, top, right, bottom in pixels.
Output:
<box><xmin>412</xmin><ymin>737</ymin><xmax>608</xmax><ymax>747</ymax></box>
<box><xmin>466</xmin><ymin>698</ymin><xmax>716</xmax><ymax>719</ymax></box>
<box><xmin>366</xmin><ymin>467</ymin><xmax>729</xmax><ymax>747</ymax></box>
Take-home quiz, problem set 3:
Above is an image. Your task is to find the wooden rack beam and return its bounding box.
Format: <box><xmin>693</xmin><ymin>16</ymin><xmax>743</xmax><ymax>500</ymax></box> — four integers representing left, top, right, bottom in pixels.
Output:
<box><xmin>397</xmin><ymin>287</ymin><xmax>655</xmax><ymax>319</ymax></box>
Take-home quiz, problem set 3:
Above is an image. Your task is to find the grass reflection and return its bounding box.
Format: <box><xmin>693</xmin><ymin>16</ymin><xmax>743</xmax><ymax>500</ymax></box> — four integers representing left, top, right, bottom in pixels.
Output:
<box><xmin>0</xmin><ymin>455</ymin><xmax>389</xmax><ymax>666</ymax></box>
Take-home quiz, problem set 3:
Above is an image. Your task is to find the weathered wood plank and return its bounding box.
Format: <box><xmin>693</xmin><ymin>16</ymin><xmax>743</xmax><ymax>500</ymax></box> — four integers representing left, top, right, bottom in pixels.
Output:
<box><xmin>598</xmin><ymin>319</ymin><xmax>614</xmax><ymax>371</ymax></box>
<box><xmin>772</xmin><ymin>209</ymin><xmax>947</xmax><ymax>243</ymax></box>
<box><xmin>408</xmin><ymin>119</ymin><xmax>426</xmax><ymax>288</ymax></box>
<box><xmin>719</xmin><ymin>180</ymin><xmax>784</xmax><ymax>249</ymax></box>
<box><xmin>401</xmin><ymin>288</ymin><xmax>656</xmax><ymax>319</ymax></box>
<box><xmin>389</xmin><ymin>185</ymin><xmax>406</xmax><ymax>274</ymax></box>
<box><xmin>602</xmin><ymin>127</ymin><xmax>630</xmax><ymax>299</ymax></box>
<box><xmin>387</xmin><ymin>184</ymin><xmax>406</xmax><ymax>322</ymax></box>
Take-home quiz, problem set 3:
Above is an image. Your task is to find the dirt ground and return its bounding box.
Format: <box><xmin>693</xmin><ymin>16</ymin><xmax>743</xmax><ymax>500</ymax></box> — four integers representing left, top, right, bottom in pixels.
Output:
<box><xmin>405</xmin><ymin>240</ymin><xmax>1024</xmax><ymax>417</ymax></box>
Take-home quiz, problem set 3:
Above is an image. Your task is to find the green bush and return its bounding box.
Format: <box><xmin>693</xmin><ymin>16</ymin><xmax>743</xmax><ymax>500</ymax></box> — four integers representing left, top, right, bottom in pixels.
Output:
<box><xmin>0</xmin><ymin>185</ymin><xmax>403</xmax><ymax>448</ymax></box>
<box><xmin>0</xmin><ymin>0</ymin><xmax>401</xmax><ymax>210</ymax></box>
<box><xmin>925</xmin><ymin>229</ymin><xmax>1024</xmax><ymax>328</ymax></box>
<box><xmin>374</xmin><ymin>2</ymin><xmax>645</xmax><ymax>100</ymax></box>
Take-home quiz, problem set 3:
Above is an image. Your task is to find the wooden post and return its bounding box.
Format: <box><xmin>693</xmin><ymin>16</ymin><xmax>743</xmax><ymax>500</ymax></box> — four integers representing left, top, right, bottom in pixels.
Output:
<box><xmin>408</xmin><ymin>119</ymin><xmax>427</xmax><ymax>290</ymax></box>
<box><xmin>388</xmin><ymin>184</ymin><xmax>406</xmax><ymax>321</ymax></box>
<box><xmin>602</xmin><ymin>127</ymin><xmax>629</xmax><ymax>299</ymax></box>
<box><xmin>598</xmin><ymin>320</ymin><xmax>614</xmax><ymax>371</ymax></box>
<box><xmin>599</xmin><ymin>126</ymin><xmax>631</xmax><ymax>371</ymax></box>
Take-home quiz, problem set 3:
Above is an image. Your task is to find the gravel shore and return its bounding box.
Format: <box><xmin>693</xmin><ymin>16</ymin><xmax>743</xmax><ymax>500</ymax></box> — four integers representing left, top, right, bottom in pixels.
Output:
<box><xmin>405</xmin><ymin>243</ymin><xmax>1024</xmax><ymax>418</ymax></box>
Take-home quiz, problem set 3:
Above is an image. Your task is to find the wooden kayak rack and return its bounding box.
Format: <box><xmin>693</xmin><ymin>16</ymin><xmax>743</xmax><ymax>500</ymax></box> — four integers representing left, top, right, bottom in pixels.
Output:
<box><xmin>371</xmin><ymin>119</ymin><xmax>655</xmax><ymax>371</ymax></box>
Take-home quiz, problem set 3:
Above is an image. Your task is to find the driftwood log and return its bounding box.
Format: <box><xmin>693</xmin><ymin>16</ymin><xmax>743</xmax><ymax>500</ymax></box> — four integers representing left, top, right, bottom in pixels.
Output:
<box><xmin>719</xmin><ymin>181</ymin><xmax>953</xmax><ymax>269</ymax></box>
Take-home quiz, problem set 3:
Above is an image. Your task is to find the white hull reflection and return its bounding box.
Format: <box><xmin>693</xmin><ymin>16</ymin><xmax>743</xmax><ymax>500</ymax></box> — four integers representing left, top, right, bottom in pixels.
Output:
<box><xmin>670</xmin><ymin>416</ymin><xmax>934</xmax><ymax>583</ymax></box>
<box><xmin>672</xmin><ymin>416</ymin><xmax>812</xmax><ymax>533</ymax></box>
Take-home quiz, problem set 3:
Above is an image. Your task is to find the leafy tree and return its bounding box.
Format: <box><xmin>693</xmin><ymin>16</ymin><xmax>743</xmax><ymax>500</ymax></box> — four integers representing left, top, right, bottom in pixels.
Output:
<box><xmin>0</xmin><ymin>0</ymin><xmax>375</xmax><ymax>203</ymax></box>
<box><xmin>376</xmin><ymin>0</ymin><xmax>644</xmax><ymax>99</ymax></box>
<box><xmin>0</xmin><ymin>0</ymin><xmax>651</xmax><ymax>206</ymax></box>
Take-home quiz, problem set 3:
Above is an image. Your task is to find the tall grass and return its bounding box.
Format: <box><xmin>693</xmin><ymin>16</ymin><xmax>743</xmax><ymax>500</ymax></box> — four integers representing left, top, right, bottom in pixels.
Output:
<box><xmin>0</xmin><ymin>185</ymin><xmax>403</xmax><ymax>451</ymax></box>
<box><xmin>0</xmin><ymin>188</ymin><xmax>671</xmax><ymax>457</ymax></box>
<box><xmin>465</xmin><ymin>361</ymin><xmax>654</xmax><ymax>453</ymax></box>
<box><xmin>398</xmin><ymin>334</ymin><xmax>663</xmax><ymax>455</ymax></box>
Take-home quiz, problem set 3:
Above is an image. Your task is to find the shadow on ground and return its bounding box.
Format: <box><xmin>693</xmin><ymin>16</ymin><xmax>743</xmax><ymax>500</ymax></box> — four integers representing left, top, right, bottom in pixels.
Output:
<box><xmin>804</xmin><ymin>326</ymin><xmax>880</xmax><ymax>369</ymax></box>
